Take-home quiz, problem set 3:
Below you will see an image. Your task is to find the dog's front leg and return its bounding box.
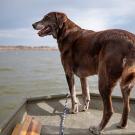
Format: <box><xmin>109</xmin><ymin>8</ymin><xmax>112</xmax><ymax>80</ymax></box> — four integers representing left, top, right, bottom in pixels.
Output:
<box><xmin>66</xmin><ymin>74</ymin><xmax>78</xmax><ymax>113</ymax></box>
<box><xmin>80</xmin><ymin>77</ymin><xmax>90</xmax><ymax>111</ymax></box>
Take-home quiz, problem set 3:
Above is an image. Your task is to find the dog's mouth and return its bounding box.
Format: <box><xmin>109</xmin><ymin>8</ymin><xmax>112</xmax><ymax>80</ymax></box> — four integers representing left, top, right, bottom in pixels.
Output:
<box><xmin>38</xmin><ymin>26</ymin><xmax>52</xmax><ymax>37</ymax></box>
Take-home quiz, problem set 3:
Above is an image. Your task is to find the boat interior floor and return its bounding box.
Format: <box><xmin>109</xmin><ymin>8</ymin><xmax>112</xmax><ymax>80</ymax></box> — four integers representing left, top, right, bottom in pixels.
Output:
<box><xmin>27</xmin><ymin>97</ymin><xmax>135</xmax><ymax>135</ymax></box>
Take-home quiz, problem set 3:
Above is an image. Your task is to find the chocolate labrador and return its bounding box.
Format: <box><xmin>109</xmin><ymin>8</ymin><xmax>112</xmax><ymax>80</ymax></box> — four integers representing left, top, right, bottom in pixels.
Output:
<box><xmin>32</xmin><ymin>12</ymin><xmax>135</xmax><ymax>134</ymax></box>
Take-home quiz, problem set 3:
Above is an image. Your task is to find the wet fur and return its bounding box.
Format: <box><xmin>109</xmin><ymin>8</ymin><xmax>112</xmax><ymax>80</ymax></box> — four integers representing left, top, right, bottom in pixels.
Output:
<box><xmin>33</xmin><ymin>12</ymin><xmax>135</xmax><ymax>134</ymax></box>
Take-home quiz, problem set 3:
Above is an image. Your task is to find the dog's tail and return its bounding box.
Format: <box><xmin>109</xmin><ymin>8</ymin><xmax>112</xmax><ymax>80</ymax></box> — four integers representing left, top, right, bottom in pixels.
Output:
<box><xmin>121</xmin><ymin>49</ymin><xmax>135</xmax><ymax>89</ymax></box>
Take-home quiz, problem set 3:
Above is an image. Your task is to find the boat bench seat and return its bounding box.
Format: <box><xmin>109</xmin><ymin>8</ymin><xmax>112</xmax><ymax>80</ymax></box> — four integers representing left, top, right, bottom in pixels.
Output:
<box><xmin>11</xmin><ymin>115</ymin><xmax>41</xmax><ymax>135</ymax></box>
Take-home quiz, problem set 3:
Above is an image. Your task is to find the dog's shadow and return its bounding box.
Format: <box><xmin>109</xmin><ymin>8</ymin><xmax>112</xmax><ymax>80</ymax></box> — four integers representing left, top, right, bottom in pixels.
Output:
<box><xmin>27</xmin><ymin>99</ymin><xmax>65</xmax><ymax>116</ymax></box>
<box><xmin>104</xmin><ymin>123</ymin><xmax>135</xmax><ymax>135</ymax></box>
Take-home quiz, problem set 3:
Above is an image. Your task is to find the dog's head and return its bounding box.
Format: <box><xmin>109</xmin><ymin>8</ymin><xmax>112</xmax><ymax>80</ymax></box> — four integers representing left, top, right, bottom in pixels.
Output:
<box><xmin>32</xmin><ymin>12</ymin><xmax>67</xmax><ymax>38</ymax></box>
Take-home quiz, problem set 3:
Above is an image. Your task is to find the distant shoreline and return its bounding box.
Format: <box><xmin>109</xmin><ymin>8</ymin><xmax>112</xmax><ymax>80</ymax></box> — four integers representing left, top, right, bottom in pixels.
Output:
<box><xmin>0</xmin><ymin>46</ymin><xmax>58</xmax><ymax>51</ymax></box>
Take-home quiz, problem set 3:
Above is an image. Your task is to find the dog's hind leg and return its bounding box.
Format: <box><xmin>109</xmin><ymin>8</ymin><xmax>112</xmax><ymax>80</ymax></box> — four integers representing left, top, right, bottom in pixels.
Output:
<box><xmin>117</xmin><ymin>85</ymin><xmax>132</xmax><ymax>128</ymax></box>
<box><xmin>89</xmin><ymin>78</ymin><xmax>116</xmax><ymax>134</ymax></box>
<box><xmin>117</xmin><ymin>64</ymin><xmax>135</xmax><ymax>128</ymax></box>
<box><xmin>89</xmin><ymin>58</ymin><xmax>120</xmax><ymax>134</ymax></box>
<box><xmin>80</xmin><ymin>77</ymin><xmax>90</xmax><ymax>111</ymax></box>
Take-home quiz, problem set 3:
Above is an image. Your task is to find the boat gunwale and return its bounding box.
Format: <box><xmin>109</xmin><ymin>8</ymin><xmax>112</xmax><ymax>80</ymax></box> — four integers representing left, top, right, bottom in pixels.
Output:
<box><xmin>0</xmin><ymin>98</ymin><xmax>27</xmax><ymax>134</ymax></box>
<box><xmin>26</xmin><ymin>92</ymin><xmax>135</xmax><ymax>104</ymax></box>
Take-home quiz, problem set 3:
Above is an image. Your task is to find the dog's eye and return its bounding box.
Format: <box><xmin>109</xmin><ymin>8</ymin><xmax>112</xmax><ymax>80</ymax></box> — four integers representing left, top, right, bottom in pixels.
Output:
<box><xmin>44</xmin><ymin>15</ymin><xmax>50</xmax><ymax>21</ymax></box>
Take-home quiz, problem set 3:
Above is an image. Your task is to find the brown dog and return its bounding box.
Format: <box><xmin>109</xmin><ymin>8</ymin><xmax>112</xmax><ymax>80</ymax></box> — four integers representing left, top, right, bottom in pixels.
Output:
<box><xmin>32</xmin><ymin>12</ymin><xmax>135</xmax><ymax>134</ymax></box>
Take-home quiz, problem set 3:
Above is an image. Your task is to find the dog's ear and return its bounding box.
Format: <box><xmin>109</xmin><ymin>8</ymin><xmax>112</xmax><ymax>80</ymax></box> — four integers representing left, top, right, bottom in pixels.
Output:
<box><xmin>55</xmin><ymin>12</ymin><xmax>67</xmax><ymax>29</ymax></box>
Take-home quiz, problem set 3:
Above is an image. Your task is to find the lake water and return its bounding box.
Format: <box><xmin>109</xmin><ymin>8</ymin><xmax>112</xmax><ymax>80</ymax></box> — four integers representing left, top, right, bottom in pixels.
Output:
<box><xmin>0</xmin><ymin>51</ymin><xmax>134</xmax><ymax>125</ymax></box>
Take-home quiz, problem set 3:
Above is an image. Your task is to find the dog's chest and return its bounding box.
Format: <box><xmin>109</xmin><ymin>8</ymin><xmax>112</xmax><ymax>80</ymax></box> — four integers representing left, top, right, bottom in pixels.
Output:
<box><xmin>72</xmin><ymin>62</ymin><xmax>96</xmax><ymax>77</ymax></box>
<box><xmin>61</xmin><ymin>47</ymin><xmax>98</xmax><ymax>77</ymax></box>
<box><xmin>73</xmin><ymin>67</ymin><xmax>91</xmax><ymax>77</ymax></box>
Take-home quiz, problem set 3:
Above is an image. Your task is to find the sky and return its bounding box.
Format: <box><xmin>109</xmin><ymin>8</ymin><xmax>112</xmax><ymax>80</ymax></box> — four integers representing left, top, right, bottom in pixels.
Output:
<box><xmin>0</xmin><ymin>0</ymin><xmax>135</xmax><ymax>47</ymax></box>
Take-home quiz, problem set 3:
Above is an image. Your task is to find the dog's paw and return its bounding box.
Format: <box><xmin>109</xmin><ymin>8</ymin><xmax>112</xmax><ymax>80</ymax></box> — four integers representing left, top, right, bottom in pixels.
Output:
<box><xmin>82</xmin><ymin>100</ymin><xmax>90</xmax><ymax>111</ymax></box>
<box><xmin>89</xmin><ymin>126</ymin><xmax>102</xmax><ymax>135</ymax></box>
<box><xmin>116</xmin><ymin>122</ymin><xmax>127</xmax><ymax>129</ymax></box>
<box><xmin>70</xmin><ymin>103</ymin><xmax>78</xmax><ymax>114</ymax></box>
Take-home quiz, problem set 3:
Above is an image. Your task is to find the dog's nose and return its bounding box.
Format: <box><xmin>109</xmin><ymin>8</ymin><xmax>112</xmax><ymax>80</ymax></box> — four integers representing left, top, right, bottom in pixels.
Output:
<box><xmin>32</xmin><ymin>23</ymin><xmax>36</xmax><ymax>29</ymax></box>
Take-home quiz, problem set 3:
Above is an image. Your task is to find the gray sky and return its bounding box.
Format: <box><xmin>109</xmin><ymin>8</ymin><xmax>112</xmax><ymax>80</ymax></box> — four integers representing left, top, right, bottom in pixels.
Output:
<box><xmin>0</xmin><ymin>0</ymin><xmax>135</xmax><ymax>46</ymax></box>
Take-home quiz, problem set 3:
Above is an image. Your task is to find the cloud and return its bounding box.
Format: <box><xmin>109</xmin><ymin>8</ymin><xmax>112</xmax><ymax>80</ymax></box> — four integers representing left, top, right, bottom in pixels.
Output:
<box><xmin>0</xmin><ymin>28</ymin><xmax>57</xmax><ymax>46</ymax></box>
<box><xmin>0</xmin><ymin>28</ymin><xmax>32</xmax><ymax>39</ymax></box>
<box><xmin>0</xmin><ymin>0</ymin><xmax>135</xmax><ymax>45</ymax></box>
